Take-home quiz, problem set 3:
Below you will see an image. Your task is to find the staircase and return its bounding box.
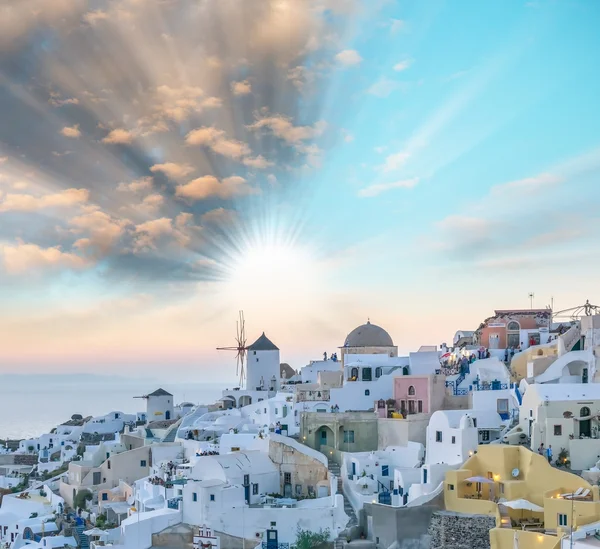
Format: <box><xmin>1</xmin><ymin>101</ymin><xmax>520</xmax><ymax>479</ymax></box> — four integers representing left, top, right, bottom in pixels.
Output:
<box><xmin>162</xmin><ymin>424</ymin><xmax>179</xmax><ymax>443</ymax></box>
<box><xmin>74</xmin><ymin>524</ymin><xmax>90</xmax><ymax>549</ymax></box>
<box><xmin>327</xmin><ymin>460</ymin><xmax>357</xmax><ymax>529</ymax></box>
<box><xmin>499</xmin><ymin>505</ymin><xmax>511</xmax><ymax>529</ymax></box>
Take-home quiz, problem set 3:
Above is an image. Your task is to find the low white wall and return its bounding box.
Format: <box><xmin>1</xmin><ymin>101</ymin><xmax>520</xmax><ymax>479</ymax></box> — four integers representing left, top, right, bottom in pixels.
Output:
<box><xmin>207</xmin><ymin>496</ymin><xmax>347</xmax><ymax>544</ymax></box>
<box><xmin>120</xmin><ymin>509</ymin><xmax>182</xmax><ymax>549</ymax></box>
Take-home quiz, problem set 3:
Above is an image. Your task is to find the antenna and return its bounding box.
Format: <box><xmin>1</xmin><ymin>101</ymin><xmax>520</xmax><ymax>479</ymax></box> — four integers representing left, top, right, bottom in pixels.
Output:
<box><xmin>529</xmin><ymin>292</ymin><xmax>535</xmax><ymax>309</ymax></box>
<box><xmin>217</xmin><ymin>311</ymin><xmax>248</xmax><ymax>388</ymax></box>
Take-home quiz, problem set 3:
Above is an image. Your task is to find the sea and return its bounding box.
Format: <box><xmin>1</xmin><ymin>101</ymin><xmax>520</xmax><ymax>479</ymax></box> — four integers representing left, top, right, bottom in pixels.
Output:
<box><xmin>0</xmin><ymin>375</ymin><xmax>227</xmax><ymax>440</ymax></box>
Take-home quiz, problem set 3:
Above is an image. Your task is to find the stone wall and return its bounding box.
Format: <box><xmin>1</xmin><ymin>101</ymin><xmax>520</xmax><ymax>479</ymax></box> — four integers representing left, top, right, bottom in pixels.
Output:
<box><xmin>268</xmin><ymin>439</ymin><xmax>329</xmax><ymax>497</ymax></box>
<box><xmin>428</xmin><ymin>511</ymin><xmax>495</xmax><ymax>549</ymax></box>
<box><xmin>14</xmin><ymin>454</ymin><xmax>38</xmax><ymax>466</ymax></box>
<box><xmin>366</xmin><ymin>492</ymin><xmax>444</xmax><ymax>549</ymax></box>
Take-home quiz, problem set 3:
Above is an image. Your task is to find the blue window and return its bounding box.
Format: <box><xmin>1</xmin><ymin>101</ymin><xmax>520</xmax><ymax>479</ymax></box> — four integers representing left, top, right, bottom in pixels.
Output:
<box><xmin>192</xmin><ymin>493</ymin><xmax>197</xmax><ymax>502</ymax></box>
<box><xmin>102</xmin><ymin>493</ymin><xmax>108</xmax><ymax>501</ymax></box>
<box><xmin>210</xmin><ymin>494</ymin><xmax>215</xmax><ymax>501</ymax></box>
<box><xmin>140</xmin><ymin>460</ymin><xmax>147</xmax><ymax>467</ymax></box>
<box><xmin>343</xmin><ymin>430</ymin><xmax>354</xmax><ymax>443</ymax></box>
<box><xmin>365</xmin><ymin>390</ymin><xmax>370</xmax><ymax>396</ymax></box>
<box><xmin>382</xmin><ymin>465</ymin><xmax>389</xmax><ymax>477</ymax></box>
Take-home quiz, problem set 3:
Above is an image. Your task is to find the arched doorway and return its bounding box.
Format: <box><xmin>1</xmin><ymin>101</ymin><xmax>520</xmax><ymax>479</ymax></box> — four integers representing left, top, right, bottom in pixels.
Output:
<box><xmin>316</xmin><ymin>425</ymin><xmax>335</xmax><ymax>450</ymax></box>
<box><xmin>580</xmin><ymin>407</ymin><xmax>591</xmax><ymax>438</ymax></box>
<box><xmin>506</xmin><ymin>321</ymin><xmax>520</xmax><ymax>349</ymax></box>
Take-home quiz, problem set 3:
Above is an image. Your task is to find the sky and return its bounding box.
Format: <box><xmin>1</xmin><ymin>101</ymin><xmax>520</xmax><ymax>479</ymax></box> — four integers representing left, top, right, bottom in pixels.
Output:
<box><xmin>1</xmin><ymin>0</ymin><xmax>600</xmax><ymax>382</ymax></box>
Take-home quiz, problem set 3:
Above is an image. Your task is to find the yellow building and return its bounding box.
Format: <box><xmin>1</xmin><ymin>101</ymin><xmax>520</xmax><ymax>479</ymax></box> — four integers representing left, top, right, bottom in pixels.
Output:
<box><xmin>444</xmin><ymin>445</ymin><xmax>600</xmax><ymax>549</ymax></box>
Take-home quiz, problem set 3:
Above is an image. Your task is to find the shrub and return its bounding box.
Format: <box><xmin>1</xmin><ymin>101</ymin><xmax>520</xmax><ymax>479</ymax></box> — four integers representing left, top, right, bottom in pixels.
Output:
<box><xmin>74</xmin><ymin>489</ymin><xmax>93</xmax><ymax>510</ymax></box>
<box><xmin>295</xmin><ymin>527</ymin><xmax>330</xmax><ymax>549</ymax></box>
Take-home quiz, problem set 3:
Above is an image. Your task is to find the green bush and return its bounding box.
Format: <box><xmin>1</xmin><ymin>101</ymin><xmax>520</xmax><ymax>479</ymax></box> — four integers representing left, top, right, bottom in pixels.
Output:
<box><xmin>74</xmin><ymin>489</ymin><xmax>93</xmax><ymax>510</ymax></box>
<box><xmin>295</xmin><ymin>527</ymin><xmax>330</xmax><ymax>549</ymax></box>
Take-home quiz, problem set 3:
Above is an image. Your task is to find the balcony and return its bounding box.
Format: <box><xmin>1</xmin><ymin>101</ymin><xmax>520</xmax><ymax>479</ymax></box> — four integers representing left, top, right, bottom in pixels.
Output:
<box><xmin>297</xmin><ymin>390</ymin><xmax>330</xmax><ymax>402</ymax></box>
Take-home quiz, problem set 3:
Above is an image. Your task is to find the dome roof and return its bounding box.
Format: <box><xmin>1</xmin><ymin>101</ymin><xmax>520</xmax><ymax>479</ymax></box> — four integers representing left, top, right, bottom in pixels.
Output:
<box><xmin>344</xmin><ymin>321</ymin><xmax>394</xmax><ymax>348</ymax></box>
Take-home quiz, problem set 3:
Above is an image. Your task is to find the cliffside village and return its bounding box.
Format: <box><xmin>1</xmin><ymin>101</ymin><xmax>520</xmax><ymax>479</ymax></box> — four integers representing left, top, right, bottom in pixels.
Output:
<box><xmin>2</xmin><ymin>306</ymin><xmax>600</xmax><ymax>549</ymax></box>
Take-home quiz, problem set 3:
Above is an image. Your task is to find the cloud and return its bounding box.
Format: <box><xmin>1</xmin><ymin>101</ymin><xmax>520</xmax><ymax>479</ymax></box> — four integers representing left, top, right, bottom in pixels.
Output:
<box><xmin>49</xmin><ymin>95</ymin><xmax>79</xmax><ymax>107</ymax></box>
<box><xmin>200</xmin><ymin>208</ymin><xmax>238</xmax><ymax>225</ymax></box>
<box><xmin>185</xmin><ymin>127</ymin><xmax>225</xmax><ymax>146</ymax></box>
<box><xmin>150</xmin><ymin>163</ymin><xmax>194</xmax><ymax>180</ymax></box>
<box><xmin>102</xmin><ymin>129</ymin><xmax>134</xmax><ymax>144</ymax></box>
<box><xmin>201</xmin><ymin>97</ymin><xmax>223</xmax><ymax>108</ymax></box>
<box><xmin>83</xmin><ymin>10</ymin><xmax>109</xmax><ymax>25</ymax></box>
<box><xmin>390</xmin><ymin>19</ymin><xmax>405</xmax><ymax>33</ymax></box>
<box><xmin>1</xmin><ymin>242</ymin><xmax>87</xmax><ymax>275</ymax></box>
<box><xmin>70</xmin><ymin>209</ymin><xmax>128</xmax><ymax>256</ymax></box>
<box><xmin>231</xmin><ymin>80</ymin><xmax>252</xmax><ymax>96</ymax></box>
<box><xmin>175</xmin><ymin>175</ymin><xmax>259</xmax><ymax>201</ymax></box>
<box><xmin>0</xmin><ymin>189</ymin><xmax>89</xmax><ymax>212</ymax></box>
<box><xmin>117</xmin><ymin>177</ymin><xmax>153</xmax><ymax>192</ymax></box>
<box><xmin>367</xmin><ymin>78</ymin><xmax>399</xmax><ymax>98</ymax></box>
<box><xmin>335</xmin><ymin>49</ymin><xmax>362</xmax><ymax>66</ymax></box>
<box><xmin>491</xmin><ymin>173</ymin><xmax>562</xmax><ymax>195</ymax></box>
<box><xmin>248</xmin><ymin>115</ymin><xmax>326</xmax><ymax>145</ymax></box>
<box><xmin>211</xmin><ymin>138</ymin><xmax>251</xmax><ymax>159</ymax></box>
<box><xmin>132</xmin><ymin>216</ymin><xmax>195</xmax><ymax>252</ymax></box>
<box><xmin>393</xmin><ymin>60</ymin><xmax>412</xmax><ymax>72</ymax></box>
<box><xmin>381</xmin><ymin>151</ymin><xmax>410</xmax><ymax>172</ymax></box>
<box><xmin>242</xmin><ymin>155</ymin><xmax>274</xmax><ymax>169</ymax></box>
<box><xmin>0</xmin><ymin>157</ymin><xmax>7</xmax><ymax>164</ymax></box>
<box><xmin>185</xmin><ymin>126</ymin><xmax>252</xmax><ymax>161</ymax></box>
<box><xmin>358</xmin><ymin>177</ymin><xmax>419</xmax><ymax>197</ymax></box>
<box><xmin>342</xmin><ymin>130</ymin><xmax>354</xmax><ymax>143</ymax></box>
<box><xmin>61</xmin><ymin>125</ymin><xmax>81</xmax><ymax>138</ymax></box>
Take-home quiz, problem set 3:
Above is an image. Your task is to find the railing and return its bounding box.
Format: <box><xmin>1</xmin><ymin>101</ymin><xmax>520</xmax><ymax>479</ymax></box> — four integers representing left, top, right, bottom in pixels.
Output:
<box><xmin>473</xmin><ymin>383</ymin><xmax>509</xmax><ymax>391</ymax></box>
<box><xmin>297</xmin><ymin>390</ymin><xmax>330</xmax><ymax>402</ymax></box>
<box><xmin>262</xmin><ymin>544</ymin><xmax>289</xmax><ymax>549</ymax></box>
<box><xmin>445</xmin><ymin>380</ymin><xmax>469</xmax><ymax>396</ymax></box>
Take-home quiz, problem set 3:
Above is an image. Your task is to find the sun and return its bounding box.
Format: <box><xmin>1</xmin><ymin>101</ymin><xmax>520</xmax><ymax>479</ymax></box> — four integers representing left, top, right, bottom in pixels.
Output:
<box><xmin>224</xmin><ymin>239</ymin><xmax>320</xmax><ymax>310</ymax></box>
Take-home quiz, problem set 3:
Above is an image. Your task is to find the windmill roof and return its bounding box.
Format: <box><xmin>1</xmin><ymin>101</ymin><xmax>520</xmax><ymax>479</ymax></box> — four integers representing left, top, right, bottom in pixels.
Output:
<box><xmin>147</xmin><ymin>388</ymin><xmax>173</xmax><ymax>397</ymax></box>
<box><xmin>248</xmin><ymin>333</ymin><xmax>279</xmax><ymax>351</ymax></box>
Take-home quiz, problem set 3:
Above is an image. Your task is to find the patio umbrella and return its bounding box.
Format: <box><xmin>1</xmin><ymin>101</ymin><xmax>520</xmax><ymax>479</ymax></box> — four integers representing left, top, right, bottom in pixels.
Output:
<box><xmin>502</xmin><ymin>499</ymin><xmax>543</xmax><ymax>512</ymax></box>
<box><xmin>83</xmin><ymin>528</ymin><xmax>109</xmax><ymax>538</ymax></box>
<box><xmin>465</xmin><ymin>476</ymin><xmax>494</xmax><ymax>483</ymax></box>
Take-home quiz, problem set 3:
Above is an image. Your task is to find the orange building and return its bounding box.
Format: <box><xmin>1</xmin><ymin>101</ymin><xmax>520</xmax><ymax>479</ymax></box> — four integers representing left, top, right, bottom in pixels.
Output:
<box><xmin>475</xmin><ymin>309</ymin><xmax>551</xmax><ymax>350</ymax></box>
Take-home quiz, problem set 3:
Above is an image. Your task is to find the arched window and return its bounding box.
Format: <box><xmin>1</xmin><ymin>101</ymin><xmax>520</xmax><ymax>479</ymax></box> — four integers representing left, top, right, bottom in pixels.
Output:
<box><xmin>408</xmin><ymin>386</ymin><xmax>416</xmax><ymax>396</ymax></box>
<box><xmin>350</xmin><ymin>367</ymin><xmax>359</xmax><ymax>380</ymax></box>
<box><xmin>507</xmin><ymin>321</ymin><xmax>520</xmax><ymax>331</ymax></box>
<box><xmin>365</xmin><ymin>390</ymin><xmax>370</xmax><ymax>396</ymax></box>
<box><xmin>581</xmin><ymin>406</ymin><xmax>591</xmax><ymax>417</ymax></box>
<box><xmin>375</xmin><ymin>367</ymin><xmax>382</xmax><ymax>378</ymax></box>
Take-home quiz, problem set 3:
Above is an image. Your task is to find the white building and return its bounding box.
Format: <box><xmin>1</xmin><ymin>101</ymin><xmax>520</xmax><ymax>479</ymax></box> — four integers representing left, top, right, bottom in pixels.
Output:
<box><xmin>246</xmin><ymin>333</ymin><xmax>281</xmax><ymax>393</ymax></box>
<box><xmin>83</xmin><ymin>411</ymin><xmax>137</xmax><ymax>435</ymax></box>
<box><xmin>300</xmin><ymin>359</ymin><xmax>342</xmax><ymax>384</ymax></box>
<box><xmin>137</xmin><ymin>389</ymin><xmax>175</xmax><ymax>422</ymax></box>
<box><xmin>425</xmin><ymin>409</ymin><xmax>505</xmax><ymax>466</ymax></box>
<box><xmin>515</xmin><ymin>383</ymin><xmax>600</xmax><ymax>470</ymax></box>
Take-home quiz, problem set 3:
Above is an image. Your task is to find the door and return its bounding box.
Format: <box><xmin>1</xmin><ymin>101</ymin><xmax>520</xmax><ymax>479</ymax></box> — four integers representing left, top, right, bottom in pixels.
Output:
<box><xmin>583</xmin><ymin>368</ymin><xmax>589</xmax><ymax>384</ymax></box>
<box><xmin>284</xmin><ymin>483</ymin><xmax>292</xmax><ymax>498</ymax></box>
<box><xmin>244</xmin><ymin>485</ymin><xmax>250</xmax><ymax>503</ymax></box>
<box><xmin>351</xmin><ymin>462</ymin><xmax>356</xmax><ymax>477</ymax></box>
<box><xmin>165</xmin><ymin>411</ymin><xmax>171</xmax><ymax>420</ymax></box>
<box><xmin>320</xmin><ymin>428</ymin><xmax>328</xmax><ymax>445</ymax></box>
<box><xmin>423</xmin><ymin>468</ymin><xmax>428</xmax><ymax>484</ymax></box>
<box><xmin>580</xmin><ymin>407</ymin><xmax>592</xmax><ymax>437</ymax></box>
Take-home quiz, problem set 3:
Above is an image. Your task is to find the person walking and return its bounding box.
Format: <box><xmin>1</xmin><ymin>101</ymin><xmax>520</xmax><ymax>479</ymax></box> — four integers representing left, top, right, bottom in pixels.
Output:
<box><xmin>546</xmin><ymin>445</ymin><xmax>553</xmax><ymax>464</ymax></box>
<box><xmin>538</xmin><ymin>443</ymin><xmax>544</xmax><ymax>455</ymax></box>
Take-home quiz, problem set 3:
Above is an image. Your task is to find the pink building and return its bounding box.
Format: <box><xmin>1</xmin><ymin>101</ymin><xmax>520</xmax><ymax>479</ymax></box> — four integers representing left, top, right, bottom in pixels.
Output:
<box><xmin>380</xmin><ymin>375</ymin><xmax>446</xmax><ymax>417</ymax></box>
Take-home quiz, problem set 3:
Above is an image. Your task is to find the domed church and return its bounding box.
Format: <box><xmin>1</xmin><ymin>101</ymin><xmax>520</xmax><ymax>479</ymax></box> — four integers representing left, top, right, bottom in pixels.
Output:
<box><xmin>340</xmin><ymin>320</ymin><xmax>398</xmax><ymax>366</ymax></box>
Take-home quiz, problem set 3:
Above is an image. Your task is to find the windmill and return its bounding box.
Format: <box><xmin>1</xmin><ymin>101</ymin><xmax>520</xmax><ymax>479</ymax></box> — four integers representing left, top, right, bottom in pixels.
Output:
<box><xmin>217</xmin><ymin>311</ymin><xmax>248</xmax><ymax>388</ymax></box>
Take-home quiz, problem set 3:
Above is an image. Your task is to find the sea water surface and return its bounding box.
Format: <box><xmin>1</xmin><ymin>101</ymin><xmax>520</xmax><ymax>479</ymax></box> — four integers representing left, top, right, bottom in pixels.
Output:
<box><xmin>0</xmin><ymin>375</ymin><xmax>225</xmax><ymax>440</ymax></box>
